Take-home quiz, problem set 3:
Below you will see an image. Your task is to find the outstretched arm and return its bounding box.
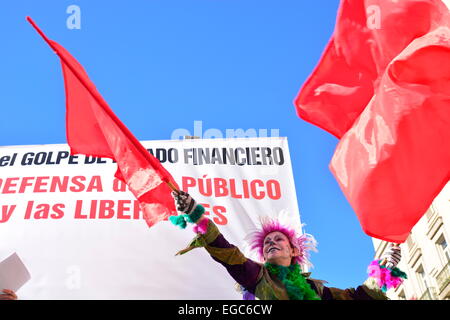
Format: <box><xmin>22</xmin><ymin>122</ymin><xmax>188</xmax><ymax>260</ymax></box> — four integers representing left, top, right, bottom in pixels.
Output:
<box><xmin>172</xmin><ymin>191</ymin><xmax>262</xmax><ymax>292</ymax></box>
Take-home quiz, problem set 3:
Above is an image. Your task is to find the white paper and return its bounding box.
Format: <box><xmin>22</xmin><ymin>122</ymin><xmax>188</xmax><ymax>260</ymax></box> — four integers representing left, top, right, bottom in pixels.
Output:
<box><xmin>0</xmin><ymin>253</ymin><xmax>31</xmax><ymax>292</ymax></box>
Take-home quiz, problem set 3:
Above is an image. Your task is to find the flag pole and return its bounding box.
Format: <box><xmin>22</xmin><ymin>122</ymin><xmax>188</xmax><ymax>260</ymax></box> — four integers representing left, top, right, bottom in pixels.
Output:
<box><xmin>26</xmin><ymin>16</ymin><xmax>178</xmax><ymax>192</ymax></box>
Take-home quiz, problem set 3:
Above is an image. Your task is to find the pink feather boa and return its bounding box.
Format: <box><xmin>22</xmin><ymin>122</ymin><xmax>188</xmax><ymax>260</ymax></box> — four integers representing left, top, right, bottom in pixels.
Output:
<box><xmin>192</xmin><ymin>217</ymin><xmax>209</xmax><ymax>234</ymax></box>
<box><xmin>367</xmin><ymin>260</ymin><xmax>406</xmax><ymax>292</ymax></box>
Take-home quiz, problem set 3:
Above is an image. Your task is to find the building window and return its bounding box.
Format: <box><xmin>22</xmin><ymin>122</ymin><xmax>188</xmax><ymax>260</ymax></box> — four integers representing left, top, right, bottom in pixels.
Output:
<box><xmin>407</xmin><ymin>234</ymin><xmax>415</xmax><ymax>252</ymax></box>
<box><xmin>416</xmin><ymin>265</ymin><xmax>434</xmax><ymax>300</ymax></box>
<box><xmin>416</xmin><ymin>265</ymin><xmax>426</xmax><ymax>292</ymax></box>
<box><xmin>436</xmin><ymin>234</ymin><xmax>450</xmax><ymax>263</ymax></box>
<box><xmin>435</xmin><ymin>234</ymin><xmax>450</xmax><ymax>296</ymax></box>
<box><xmin>425</xmin><ymin>205</ymin><xmax>437</xmax><ymax>221</ymax></box>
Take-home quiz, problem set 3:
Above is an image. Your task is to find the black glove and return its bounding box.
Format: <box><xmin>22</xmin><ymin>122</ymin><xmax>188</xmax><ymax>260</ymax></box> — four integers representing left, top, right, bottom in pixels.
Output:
<box><xmin>171</xmin><ymin>191</ymin><xmax>197</xmax><ymax>215</ymax></box>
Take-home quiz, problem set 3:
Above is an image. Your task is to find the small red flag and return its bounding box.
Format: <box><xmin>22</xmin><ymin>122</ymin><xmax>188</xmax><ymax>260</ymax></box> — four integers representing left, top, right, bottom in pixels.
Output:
<box><xmin>27</xmin><ymin>17</ymin><xmax>179</xmax><ymax>227</ymax></box>
<box><xmin>294</xmin><ymin>1</ymin><xmax>450</xmax><ymax>242</ymax></box>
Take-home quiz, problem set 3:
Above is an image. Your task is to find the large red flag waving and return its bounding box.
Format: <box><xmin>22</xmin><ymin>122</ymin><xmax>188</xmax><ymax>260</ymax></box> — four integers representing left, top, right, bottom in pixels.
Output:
<box><xmin>330</xmin><ymin>27</ymin><xmax>450</xmax><ymax>243</ymax></box>
<box><xmin>294</xmin><ymin>0</ymin><xmax>448</xmax><ymax>138</ymax></box>
<box><xmin>294</xmin><ymin>1</ymin><xmax>450</xmax><ymax>243</ymax></box>
<box><xmin>27</xmin><ymin>17</ymin><xmax>179</xmax><ymax>227</ymax></box>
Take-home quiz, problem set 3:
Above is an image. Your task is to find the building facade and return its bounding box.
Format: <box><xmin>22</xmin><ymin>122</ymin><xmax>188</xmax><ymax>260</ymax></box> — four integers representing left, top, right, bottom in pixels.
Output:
<box><xmin>372</xmin><ymin>182</ymin><xmax>450</xmax><ymax>300</ymax></box>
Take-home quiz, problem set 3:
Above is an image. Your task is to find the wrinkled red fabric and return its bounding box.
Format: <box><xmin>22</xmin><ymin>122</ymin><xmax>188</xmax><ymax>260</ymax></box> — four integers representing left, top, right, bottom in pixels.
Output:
<box><xmin>295</xmin><ymin>0</ymin><xmax>449</xmax><ymax>138</ymax></box>
<box><xmin>294</xmin><ymin>1</ymin><xmax>450</xmax><ymax>242</ymax></box>
<box><xmin>34</xmin><ymin>33</ymin><xmax>178</xmax><ymax>227</ymax></box>
<box><xmin>331</xmin><ymin>27</ymin><xmax>450</xmax><ymax>242</ymax></box>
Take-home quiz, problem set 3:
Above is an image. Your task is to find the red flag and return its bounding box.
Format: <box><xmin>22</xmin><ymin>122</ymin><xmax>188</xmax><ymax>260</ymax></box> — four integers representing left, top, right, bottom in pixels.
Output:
<box><xmin>294</xmin><ymin>1</ymin><xmax>450</xmax><ymax>242</ymax></box>
<box><xmin>294</xmin><ymin>0</ymin><xmax>448</xmax><ymax>138</ymax></box>
<box><xmin>27</xmin><ymin>17</ymin><xmax>179</xmax><ymax>227</ymax></box>
<box><xmin>331</xmin><ymin>27</ymin><xmax>450</xmax><ymax>243</ymax></box>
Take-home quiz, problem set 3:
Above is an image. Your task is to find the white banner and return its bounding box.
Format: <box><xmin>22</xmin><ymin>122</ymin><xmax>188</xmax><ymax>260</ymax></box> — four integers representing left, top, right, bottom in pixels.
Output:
<box><xmin>0</xmin><ymin>137</ymin><xmax>303</xmax><ymax>299</ymax></box>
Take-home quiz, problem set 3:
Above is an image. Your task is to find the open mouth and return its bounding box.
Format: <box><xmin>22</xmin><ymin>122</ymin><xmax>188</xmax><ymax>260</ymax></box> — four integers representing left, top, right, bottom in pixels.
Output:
<box><xmin>267</xmin><ymin>247</ymin><xmax>280</xmax><ymax>254</ymax></box>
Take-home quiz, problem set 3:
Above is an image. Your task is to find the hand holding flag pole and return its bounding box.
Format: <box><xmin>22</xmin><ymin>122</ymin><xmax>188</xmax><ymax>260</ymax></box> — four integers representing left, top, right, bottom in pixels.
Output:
<box><xmin>368</xmin><ymin>243</ymin><xmax>407</xmax><ymax>292</ymax></box>
<box><xmin>27</xmin><ymin>16</ymin><xmax>181</xmax><ymax>227</ymax></box>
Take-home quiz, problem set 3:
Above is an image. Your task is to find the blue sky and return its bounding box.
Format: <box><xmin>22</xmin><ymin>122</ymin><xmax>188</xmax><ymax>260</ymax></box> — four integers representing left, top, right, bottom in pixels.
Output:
<box><xmin>0</xmin><ymin>0</ymin><xmax>379</xmax><ymax>290</ymax></box>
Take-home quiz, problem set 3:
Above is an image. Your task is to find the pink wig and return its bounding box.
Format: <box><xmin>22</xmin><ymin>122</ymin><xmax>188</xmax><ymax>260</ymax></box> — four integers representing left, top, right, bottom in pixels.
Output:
<box><xmin>246</xmin><ymin>217</ymin><xmax>317</xmax><ymax>266</ymax></box>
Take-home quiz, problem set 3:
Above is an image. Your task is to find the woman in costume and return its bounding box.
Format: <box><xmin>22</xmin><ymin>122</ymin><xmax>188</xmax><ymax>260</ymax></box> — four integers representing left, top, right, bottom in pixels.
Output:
<box><xmin>170</xmin><ymin>191</ymin><xmax>404</xmax><ymax>300</ymax></box>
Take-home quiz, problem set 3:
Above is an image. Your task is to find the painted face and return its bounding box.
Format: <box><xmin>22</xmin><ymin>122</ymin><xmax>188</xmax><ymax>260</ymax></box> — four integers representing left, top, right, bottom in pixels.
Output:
<box><xmin>262</xmin><ymin>231</ymin><xmax>294</xmax><ymax>265</ymax></box>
